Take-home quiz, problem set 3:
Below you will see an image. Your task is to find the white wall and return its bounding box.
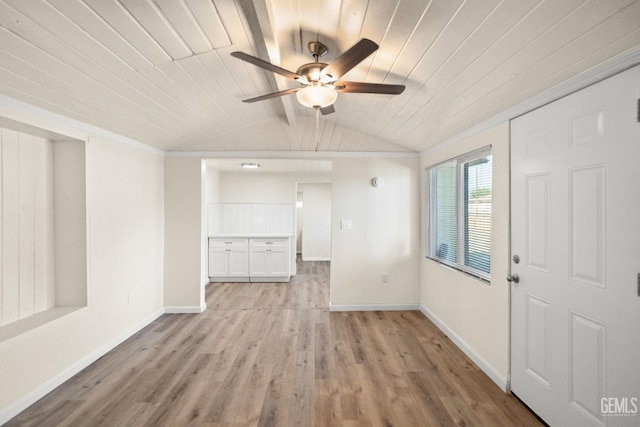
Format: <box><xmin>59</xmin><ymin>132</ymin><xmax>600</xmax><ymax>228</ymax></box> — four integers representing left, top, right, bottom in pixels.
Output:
<box><xmin>217</xmin><ymin>171</ymin><xmax>330</xmax><ymax>203</ymax></box>
<box><xmin>163</xmin><ymin>156</ymin><xmax>206</xmax><ymax>312</ymax></box>
<box><xmin>330</xmin><ymin>157</ymin><xmax>420</xmax><ymax>309</ymax></box>
<box><xmin>205</xmin><ymin>165</ymin><xmax>220</xmax><ymax>205</ymax></box>
<box><xmin>419</xmin><ymin>123</ymin><xmax>511</xmax><ymax>389</ymax></box>
<box><xmin>296</xmin><ymin>191</ymin><xmax>303</xmax><ymax>253</ymax></box>
<box><xmin>53</xmin><ymin>140</ymin><xmax>87</xmax><ymax>307</ymax></box>
<box><xmin>298</xmin><ymin>183</ymin><xmax>331</xmax><ymax>261</ymax></box>
<box><xmin>0</xmin><ymin>134</ymin><xmax>165</xmax><ymax>423</ymax></box>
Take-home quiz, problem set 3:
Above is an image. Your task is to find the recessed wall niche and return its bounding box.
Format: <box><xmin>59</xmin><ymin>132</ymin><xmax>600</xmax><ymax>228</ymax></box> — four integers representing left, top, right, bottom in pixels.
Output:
<box><xmin>0</xmin><ymin>122</ymin><xmax>87</xmax><ymax>341</ymax></box>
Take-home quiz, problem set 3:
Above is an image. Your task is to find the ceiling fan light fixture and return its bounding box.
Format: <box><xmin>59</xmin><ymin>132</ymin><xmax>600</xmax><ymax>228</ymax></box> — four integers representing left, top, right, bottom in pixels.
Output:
<box><xmin>296</xmin><ymin>85</ymin><xmax>337</xmax><ymax>109</ymax></box>
<box><xmin>319</xmin><ymin>74</ymin><xmax>335</xmax><ymax>84</ymax></box>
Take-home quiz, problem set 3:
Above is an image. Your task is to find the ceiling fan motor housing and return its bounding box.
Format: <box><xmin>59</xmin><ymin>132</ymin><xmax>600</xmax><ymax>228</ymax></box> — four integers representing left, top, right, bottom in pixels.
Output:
<box><xmin>307</xmin><ymin>41</ymin><xmax>328</xmax><ymax>58</ymax></box>
<box><xmin>296</xmin><ymin>62</ymin><xmax>332</xmax><ymax>83</ymax></box>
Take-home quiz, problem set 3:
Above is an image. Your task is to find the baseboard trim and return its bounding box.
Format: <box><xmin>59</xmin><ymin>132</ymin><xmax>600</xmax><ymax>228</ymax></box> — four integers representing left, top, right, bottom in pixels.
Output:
<box><xmin>164</xmin><ymin>303</ymin><xmax>206</xmax><ymax>314</ymax></box>
<box><xmin>302</xmin><ymin>257</ymin><xmax>331</xmax><ymax>261</ymax></box>
<box><xmin>419</xmin><ymin>305</ymin><xmax>509</xmax><ymax>391</ymax></box>
<box><xmin>209</xmin><ymin>277</ymin><xmax>250</xmax><ymax>282</ymax></box>
<box><xmin>0</xmin><ymin>308</ymin><xmax>165</xmax><ymax>425</ymax></box>
<box><xmin>329</xmin><ymin>303</ymin><xmax>419</xmax><ymax>312</ymax></box>
<box><xmin>249</xmin><ymin>277</ymin><xmax>290</xmax><ymax>283</ymax></box>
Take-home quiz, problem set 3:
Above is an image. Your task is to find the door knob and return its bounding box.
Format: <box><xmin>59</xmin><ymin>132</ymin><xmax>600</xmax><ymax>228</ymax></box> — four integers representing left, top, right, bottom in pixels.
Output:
<box><xmin>506</xmin><ymin>274</ymin><xmax>520</xmax><ymax>284</ymax></box>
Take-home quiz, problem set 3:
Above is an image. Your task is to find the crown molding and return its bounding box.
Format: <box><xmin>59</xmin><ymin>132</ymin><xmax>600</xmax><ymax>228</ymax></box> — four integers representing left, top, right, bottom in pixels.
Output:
<box><xmin>164</xmin><ymin>150</ymin><xmax>420</xmax><ymax>158</ymax></box>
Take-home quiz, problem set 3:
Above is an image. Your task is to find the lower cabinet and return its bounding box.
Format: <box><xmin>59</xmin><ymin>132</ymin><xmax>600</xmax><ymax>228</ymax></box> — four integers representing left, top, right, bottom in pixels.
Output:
<box><xmin>249</xmin><ymin>238</ymin><xmax>290</xmax><ymax>281</ymax></box>
<box><xmin>209</xmin><ymin>237</ymin><xmax>290</xmax><ymax>282</ymax></box>
<box><xmin>208</xmin><ymin>238</ymin><xmax>249</xmax><ymax>281</ymax></box>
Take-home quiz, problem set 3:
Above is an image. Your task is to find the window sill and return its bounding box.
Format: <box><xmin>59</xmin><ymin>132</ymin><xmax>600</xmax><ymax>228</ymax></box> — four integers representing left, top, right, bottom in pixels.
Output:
<box><xmin>425</xmin><ymin>256</ymin><xmax>491</xmax><ymax>285</ymax></box>
<box><xmin>0</xmin><ymin>306</ymin><xmax>85</xmax><ymax>343</ymax></box>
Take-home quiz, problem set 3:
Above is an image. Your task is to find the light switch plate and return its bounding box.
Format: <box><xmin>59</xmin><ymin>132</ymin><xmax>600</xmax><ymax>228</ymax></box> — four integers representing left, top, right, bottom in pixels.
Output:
<box><xmin>340</xmin><ymin>219</ymin><xmax>352</xmax><ymax>230</ymax></box>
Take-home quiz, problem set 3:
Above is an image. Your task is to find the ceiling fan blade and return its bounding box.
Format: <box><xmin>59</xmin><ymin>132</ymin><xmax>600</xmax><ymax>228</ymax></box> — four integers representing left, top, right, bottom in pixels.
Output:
<box><xmin>320</xmin><ymin>105</ymin><xmax>335</xmax><ymax>115</ymax></box>
<box><xmin>334</xmin><ymin>81</ymin><xmax>405</xmax><ymax>95</ymax></box>
<box><xmin>242</xmin><ymin>88</ymin><xmax>301</xmax><ymax>103</ymax></box>
<box><xmin>321</xmin><ymin>38</ymin><xmax>378</xmax><ymax>79</ymax></box>
<box><xmin>231</xmin><ymin>51</ymin><xmax>300</xmax><ymax>80</ymax></box>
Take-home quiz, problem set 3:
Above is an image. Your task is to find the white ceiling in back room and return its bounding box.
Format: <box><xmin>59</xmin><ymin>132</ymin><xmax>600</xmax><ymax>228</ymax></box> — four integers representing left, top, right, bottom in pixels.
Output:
<box><xmin>0</xmin><ymin>0</ymin><xmax>638</xmax><ymax>152</ymax></box>
<box><xmin>206</xmin><ymin>159</ymin><xmax>332</xmax><ymax>175</ymax></box>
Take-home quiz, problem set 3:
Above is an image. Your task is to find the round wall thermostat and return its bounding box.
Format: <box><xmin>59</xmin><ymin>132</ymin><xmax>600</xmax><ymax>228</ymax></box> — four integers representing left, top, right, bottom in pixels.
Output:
<box><xmin>371</xmin><ymin>177</ymin><xmax>384</xmax><ymax>188</ymax></box>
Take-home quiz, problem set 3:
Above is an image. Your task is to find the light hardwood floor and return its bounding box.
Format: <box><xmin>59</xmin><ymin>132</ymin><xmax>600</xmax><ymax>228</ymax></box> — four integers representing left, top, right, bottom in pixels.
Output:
<box><xmin>7</xmin><ymin>259</ymin><xmax>543</xmax><ymax>426</ymax></box>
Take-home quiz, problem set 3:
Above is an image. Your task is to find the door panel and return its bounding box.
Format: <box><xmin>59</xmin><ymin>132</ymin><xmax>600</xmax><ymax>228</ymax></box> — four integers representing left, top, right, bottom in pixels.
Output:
<box><xmin>569</xmin><ymin>312</ymin><xmax>606</xmax><ymax>424</ymax></box>
<box><xmin>511</xmin><ymin>65</ymin><xmax>640</xmax><ymax>426</ymax></box>
<box><xmin>268</xmin><ymin>248</ymin><xmax>288</xmax><ymax>276</ymax></box>
<box><xmin>570</xmin><ymin>108</ymin><xmax>606</xmax><ymax>147</ymax></box>
<box><xmin>525</xmin><ymin>173</ymin><xmax>551</xmax><ymax>273</ymax></box>
<box><xmin>208</xmin><ymin>247</ymin><xmax>228</xmax><ymax>277</ymax></box>
<box><xmin>228</xmin><ymin>248</ymin><xmax>249</xmax><ymax>276</ymax></box>
<box><xmin>525</xmin><ymin>294</ymin><xmax>551</xmax><ymax>387</ymax></box>
<box><xmin>569</xmin><ymin>166</ymin><xmax>605</xmax><ymax>287</ymax></box>
<box><xmin>249</xmin><ymin>248</ymin><xmax>268</xmax><ymax>276</ymax></box>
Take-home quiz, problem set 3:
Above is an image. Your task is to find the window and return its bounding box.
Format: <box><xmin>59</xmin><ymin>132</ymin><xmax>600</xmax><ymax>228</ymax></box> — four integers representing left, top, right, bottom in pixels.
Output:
<box><xmin>426</xmin><ymin>146</ymin><xmax>492</xmax><ymax>281</ymax></box>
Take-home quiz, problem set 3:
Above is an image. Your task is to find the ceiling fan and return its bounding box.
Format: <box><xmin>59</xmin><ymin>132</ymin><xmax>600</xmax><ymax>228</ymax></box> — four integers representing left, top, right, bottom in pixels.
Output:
<box><xmin>231</xmin><ymin>38</ymin><xmax>405</xmax><ymax>115</ymax></box>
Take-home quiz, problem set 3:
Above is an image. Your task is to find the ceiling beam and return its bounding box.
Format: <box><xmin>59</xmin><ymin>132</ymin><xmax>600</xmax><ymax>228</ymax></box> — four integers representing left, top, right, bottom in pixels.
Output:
<box><xmin>240</xmin><ymin>0</ymin><xmax>296</xmax><ymax>127</ymax></box>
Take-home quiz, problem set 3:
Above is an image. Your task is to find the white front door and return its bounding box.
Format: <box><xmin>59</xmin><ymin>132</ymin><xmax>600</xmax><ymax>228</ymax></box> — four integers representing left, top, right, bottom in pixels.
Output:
<box><xmin>510</xmin><ymin>65</ymin><xmax>640</xmax><ymax>426</ymax></box>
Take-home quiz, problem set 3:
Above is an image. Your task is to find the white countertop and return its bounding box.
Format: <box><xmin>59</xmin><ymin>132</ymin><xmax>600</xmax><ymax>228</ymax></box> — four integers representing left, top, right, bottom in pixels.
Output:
<box><xmin>209</xmin><ymin>234</ymin><xmax>293</xmax><ymax>238</ymax></box>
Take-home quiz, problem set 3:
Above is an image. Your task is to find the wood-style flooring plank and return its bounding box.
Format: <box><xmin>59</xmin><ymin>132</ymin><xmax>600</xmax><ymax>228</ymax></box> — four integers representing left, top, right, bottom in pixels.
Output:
<box><xmin>6</xmin><ymin>257</ymin><xmax>542</xmax><ymax>427</ymax></box>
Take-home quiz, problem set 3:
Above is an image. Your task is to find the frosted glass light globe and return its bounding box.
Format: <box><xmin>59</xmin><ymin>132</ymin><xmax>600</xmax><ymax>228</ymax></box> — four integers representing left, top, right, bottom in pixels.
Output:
<box><xmin>296</xmin><ymin>85</ymin><xmax>337</xmax><ymax>109</ymax></box>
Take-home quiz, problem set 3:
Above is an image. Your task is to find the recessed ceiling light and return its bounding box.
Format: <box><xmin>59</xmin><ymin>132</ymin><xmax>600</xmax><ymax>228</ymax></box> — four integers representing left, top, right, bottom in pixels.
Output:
<box><xmin>241</xmin><ymin>162</ymin><xmax>260</xmax><ymax>169</ymax></box>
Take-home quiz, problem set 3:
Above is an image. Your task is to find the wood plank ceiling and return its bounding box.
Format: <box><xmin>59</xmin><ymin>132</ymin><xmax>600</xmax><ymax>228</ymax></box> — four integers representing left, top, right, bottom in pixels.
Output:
<box><xmin>0</xmin><ymin>0</ymin><xmax>638</xmax><ymax>152</ymax></box>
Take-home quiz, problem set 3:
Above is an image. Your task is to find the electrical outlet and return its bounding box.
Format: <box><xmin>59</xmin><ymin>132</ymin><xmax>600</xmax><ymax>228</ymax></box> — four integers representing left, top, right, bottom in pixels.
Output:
<box><xmin>128</xmin><ymin>292</ymin><xmax>133</xmax><ymax>305</ymax></box>
<box><xmin>381</xmin><ymin>272</ymin><xmax>388</xmax><ymax>283</ymax></box>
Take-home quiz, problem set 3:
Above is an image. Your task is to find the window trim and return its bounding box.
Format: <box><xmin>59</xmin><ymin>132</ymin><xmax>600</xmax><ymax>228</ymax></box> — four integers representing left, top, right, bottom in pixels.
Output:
<box><xmin>425</xmin><ymin>145</ymin><xmax>492</xmax><ymax>282</ymax></box>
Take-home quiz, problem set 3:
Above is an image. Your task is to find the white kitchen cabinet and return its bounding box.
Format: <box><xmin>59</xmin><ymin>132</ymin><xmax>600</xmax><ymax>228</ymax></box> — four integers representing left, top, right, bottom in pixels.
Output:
<box><xmin>208</xmin><ymin>238</ymin><xmax>249</xmax><ymax>281</ymax></box>
<box><xmin>249</xmin><ymin>238</ymin><xmax>290</xmax><ymax>281</ymax></box>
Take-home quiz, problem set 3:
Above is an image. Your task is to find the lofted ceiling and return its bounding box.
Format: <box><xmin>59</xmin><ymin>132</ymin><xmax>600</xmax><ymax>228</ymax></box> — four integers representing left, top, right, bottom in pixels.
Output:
<box><xmin>0</xmin><ymin>0</ymin><xmax>639</xmax><ymax>153</ymax></box>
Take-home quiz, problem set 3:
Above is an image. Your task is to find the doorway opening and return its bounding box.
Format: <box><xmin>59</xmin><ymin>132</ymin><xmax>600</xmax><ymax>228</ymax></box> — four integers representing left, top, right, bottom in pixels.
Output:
<box><xmin>203</xmin><ymin>159</ymin><xmax>332</xmax><ymax>307</ymax></box>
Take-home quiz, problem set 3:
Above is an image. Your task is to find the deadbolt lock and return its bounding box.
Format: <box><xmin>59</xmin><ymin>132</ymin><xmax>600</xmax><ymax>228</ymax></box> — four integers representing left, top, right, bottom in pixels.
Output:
<box><xmin>513</xmin><ymin>254</ymin><xmax>520</xmax><ymax>264</ymax></box>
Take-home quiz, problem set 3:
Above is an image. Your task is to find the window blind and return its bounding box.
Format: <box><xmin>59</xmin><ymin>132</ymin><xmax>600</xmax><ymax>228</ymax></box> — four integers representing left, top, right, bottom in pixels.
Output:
<box><xmin>430</xmin><ymin>161</ymin><xmax>457</xmax><ymax>264</ymax></box>
<box><xmin>427</xmin><ymin>147</ymin><xmax>492</xmax><ymax>281</ymax></box>
<box><xmin>463</xmin><ymin>156</ymin><xmax>492</xmax><ymax>275</ymax></box>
